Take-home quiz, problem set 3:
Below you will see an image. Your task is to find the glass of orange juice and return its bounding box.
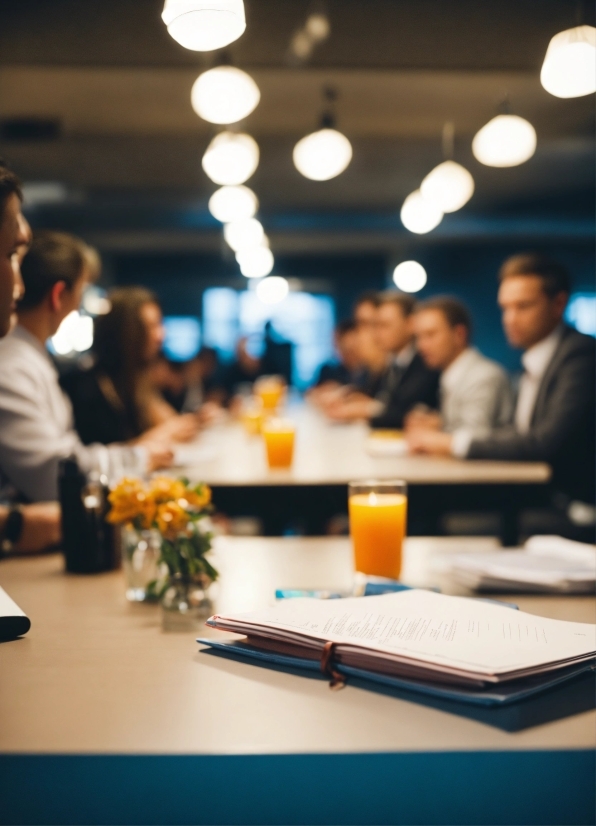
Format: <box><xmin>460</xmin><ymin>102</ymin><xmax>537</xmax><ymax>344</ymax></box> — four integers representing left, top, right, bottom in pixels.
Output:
<box><xmin>241</xmin><ymin>397</ymin><xmax>264</xmax><ymax>436</ymax></box>
<box><xmin>262</xmin><ymin>418</ymin><xmax>295</xmax><ymax>468</ymax></box>
<box><xmin>348</xmin><ymin>480</ymin><xmax>407</xmax><ymax>579</ymax></box>
<box><xmin>254</xmin><ymin>375</ymin><xmax>285</xmax><ymax>411</ymax></box>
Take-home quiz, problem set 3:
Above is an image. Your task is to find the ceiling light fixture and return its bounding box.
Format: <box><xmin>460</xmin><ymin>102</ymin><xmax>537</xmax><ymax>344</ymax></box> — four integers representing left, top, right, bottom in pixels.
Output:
<box><xmin>191</xmin><ymin>65</ymin><xmax>260</xmax><ymax>124</ymax></box>
<box><xmin>202</xmin><ymin>131</ymin><xmax>259</xmax><ymax>185</ymax></box>
<box><xmin>209</xmin><ymin>185</ymin><xmax>258</xmax><ymax>223</ymax></box>
<box><xmin>392</xmin><ymin>261</ymin><xmax>428</xmax><ymax>293</ymax></box>
<box><xmin>223</xmin><ymin>217</ymin><xmax>264</xmax><ymax>252</ymax></box>
<box><xmin>293</xmin><ymin>87</ymin><xmax>352</xmax><ymax>181</ymax></box>
<box><xmin>540</xmin><ymin>25</ymin><xmax>596</xmax><ymax>98</ymax></box>
<box><xmin>400</xmin><ymin>190</ymin><xmax>443</xmax><ymax>234</ymax></box>
<box><xmin>162</xmin><ymin>0</ymin><xmax>246</xmax><ymax>51</ymax></box>
<box><xmin>236</xmin><ymin>245</ymin><xmax>274</xmax><ymax>278</ymax></box>
<box><xmin>472</xmin><ymin>114</ymin><xmax>536</xmax><ymax>167</ymax></box>
<box><xmin>256</xmin><ymin>276</ymin><xmax>289</xmax><ymax>305</ymax></box>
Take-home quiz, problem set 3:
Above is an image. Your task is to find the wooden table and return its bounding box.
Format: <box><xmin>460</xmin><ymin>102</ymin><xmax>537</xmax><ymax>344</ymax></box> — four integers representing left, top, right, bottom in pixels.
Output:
<box><xmin>179</xmin><ymin>405</ymin><xmax>552</xmax><ymax>543</ymax></box>
<box><xmin>1</xmin><ymin>537</ymin><xmax>593</xmax><ymax>825</ymax></box>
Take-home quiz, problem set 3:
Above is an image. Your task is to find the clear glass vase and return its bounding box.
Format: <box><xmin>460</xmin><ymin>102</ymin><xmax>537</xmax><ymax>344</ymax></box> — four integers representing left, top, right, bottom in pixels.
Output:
<box><xmin>121</xmin><ymin>526</ymin><xmax>162</xmax><ymax>603</ymax></box>
<box><xmin>160</xmin><ymin>574</ymin><xmax>214</xmax><ymax>632</ymax></box>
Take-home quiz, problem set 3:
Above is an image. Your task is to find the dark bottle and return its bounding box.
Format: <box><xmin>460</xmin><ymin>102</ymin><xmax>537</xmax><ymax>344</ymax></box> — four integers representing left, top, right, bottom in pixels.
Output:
<box><xmin>59</xmin><ymin>457</ymin><xmax>119</xmax><ymax>574</ymax></box>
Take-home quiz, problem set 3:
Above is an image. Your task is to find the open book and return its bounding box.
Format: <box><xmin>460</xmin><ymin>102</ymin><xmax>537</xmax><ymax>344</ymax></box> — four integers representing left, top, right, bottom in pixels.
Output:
<box><xmin>0</xmin><ymin>586</ymin><xmax>31</xmax><ymax>641</ymax></box>
<box><xmin>205</xmin><ymin>589</ymin><xmax>596</xmax><ymax>692</ymax></box>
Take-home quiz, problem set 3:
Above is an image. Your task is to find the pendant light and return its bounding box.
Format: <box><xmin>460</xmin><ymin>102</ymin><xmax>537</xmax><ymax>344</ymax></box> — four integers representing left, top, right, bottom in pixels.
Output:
<box><xmin>472</xmin><ymin>112</ymin><xmax>536</xmax><ymax>168</ymax></box>
<box><xmin>392</xmin><ymin>261</ymin><xmax>428</xmax><ymax>293</ymax></box>
<box><xmin>191</xmin><ymin>65</ymin><xmax>260</xmax><ymax>124</ymax></box>
<box><xmin>293</xmin><ymin>88</ymin><xmax>352</xmax><ymax>181</ymax></box>
<box><xmin>209</xmin><ymin>185</ymin><xmax>258</xmax><ymax>223</ymax></box>
<box><xmin>236</xmin><ymin>245</ymin><xmax>274</xmax><ymax>278</ymax></box>
<box><xmin>400</xmin><ymin>190</ymin><xmax>443</xmax><ymax>235</ymax></box>
<box><xmin>420</xmin><ymin>123</ymin><xmax>474</xmax><ymax>213</ymax></box>
<box><xmin>162</xmin><ymin>0</ymin><xmax>246</xmax><ymax>51</ymax></box>
<box><xmin>223</xmin><ymin>217</ymin><xmax>264</xmax><ymax>252</ymax></box>
<box><xmin>256</xmin><ymin>276</ymin><xmax>289</xmax><ymax>305</ymax></box>
<box><xmin>202</xmin><ymin>131</ymin><xmax>259</xmax><ymax>185</ymax></box>
<box><xmin>540</xmin><ymin>25</ymin><xmax>596</xmax><ymax>98</ymax></box>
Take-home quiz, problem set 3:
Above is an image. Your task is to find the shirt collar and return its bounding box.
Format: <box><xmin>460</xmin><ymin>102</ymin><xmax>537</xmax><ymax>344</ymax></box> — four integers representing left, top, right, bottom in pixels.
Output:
<box><xmin>440</xmin><ymin>347</ymin><xmax>476</xmax><ymax>392</ymax></box>
<box><xmin>521</xmin><ymin>324</ymin><xmax>563</xmax><ymax>379</ymax></box>
<box><xmin>393</xmin><ymin>342</ymin><xmax>416</xmax><ymax>369</ymax></box>
<box><xmin>12</xmin><ymin>324</ymin><xmax>57</xmax><ymax>368</ymax></box>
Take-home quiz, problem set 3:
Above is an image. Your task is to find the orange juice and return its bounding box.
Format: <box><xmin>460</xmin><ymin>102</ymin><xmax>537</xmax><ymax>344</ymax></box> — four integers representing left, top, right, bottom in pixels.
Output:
<box><xmin>262</xmin><ymin>420</ymin><xmax>295</xmax><ymax>468</ymax></box>
<box><xmin>255</xmin><ymin>377</ymin><xmax>285</xmax><ymax>411</ymax></box>
<box><xmin>241</xmin><ymin>402</ymin><xmax>264</xmax><ymax>435</ymax></box>
<box><xmin>349</xmin><ymin>492</ymin><xmax>407</xmax><ymax>579</ymax></box>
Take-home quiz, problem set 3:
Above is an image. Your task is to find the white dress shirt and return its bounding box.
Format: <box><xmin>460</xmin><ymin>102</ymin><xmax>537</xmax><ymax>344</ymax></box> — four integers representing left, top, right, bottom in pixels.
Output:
<box><xmin>0</xmin><ymin>325</ymin><xmax>145</xmax><ymax>502</ymax></box>
<box><xmin>441</xmin><ymin>347</ymin><xmax>512</xmax><ymax>435</ymax></box>
<box><xmin>514</xmin><ymin>325</ymin><xmax>563</xmax><ymax>434</ymax></box>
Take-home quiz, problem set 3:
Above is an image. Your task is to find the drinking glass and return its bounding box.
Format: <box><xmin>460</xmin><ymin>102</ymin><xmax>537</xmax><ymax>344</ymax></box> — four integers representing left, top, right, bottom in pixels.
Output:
<box><xmin>348</xmin><ymin>480</ymin><xmax>408</xmax><ymax>579</ymax></box>
<box><xmin>262</xmin><ymin>418</ymin><xmax>295</xmax><ymax>468</ymax></box>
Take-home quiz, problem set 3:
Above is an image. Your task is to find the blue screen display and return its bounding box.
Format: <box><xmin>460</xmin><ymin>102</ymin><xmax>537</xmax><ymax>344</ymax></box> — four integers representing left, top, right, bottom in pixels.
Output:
<box><xmin>565</xmin><ymin>293</ymin><xmax>596</xmax><ymax>338</ymax></box>
<box><xmin>163</xmin><ymin>316</ymin><xmax>201</xmax><ymax>361</ymax></box>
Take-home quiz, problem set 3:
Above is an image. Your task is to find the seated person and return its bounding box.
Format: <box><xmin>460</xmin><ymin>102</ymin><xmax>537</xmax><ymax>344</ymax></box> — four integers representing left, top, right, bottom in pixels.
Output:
<box><xmin>150</xmin><ymin>348</ymin><xmax>224</xmax><ymax>417</ymax></box>
<box><xmin>64</xmin><ymin>285</ymin><xmax>200</xmax><ymax>446</ymax></box>
<box><xmin>326</xmin><ymin>292</ymin><xmax>439</xmax><ymax>427</ymax></box>
<box><xmin>0</xmin><ymin>232</ymin><xmax>173</xmax><ymax>503</ymax></box>
<box><xmin>312</xmin><ymin>319</ymin><xmax>361</xmax><ymax>389</ymax></box>
<box><xmin>406</xmin><ymin>296</ymin><xmax>512</xmax><ymax>440</ymax></box>
<box><xmin>409</xmin><ymin>253</ymin><xmax>595</xmax><ymax>515</ymax></box>
<box><xmin>0</xmin><ymin>163</ymin><xmax>60</xmax><ymax>551</ymax></box>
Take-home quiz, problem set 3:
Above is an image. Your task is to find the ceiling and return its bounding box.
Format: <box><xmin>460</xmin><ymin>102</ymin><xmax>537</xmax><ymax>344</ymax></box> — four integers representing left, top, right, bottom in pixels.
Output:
<box><xmin>0</xmin><ymin>0</ymin><xmax>593</xmax><ymax>254</ymax></box>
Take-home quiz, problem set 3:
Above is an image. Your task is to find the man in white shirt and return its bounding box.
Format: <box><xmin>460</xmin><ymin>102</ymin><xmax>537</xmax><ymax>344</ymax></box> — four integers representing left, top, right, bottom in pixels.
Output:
<box><xmin>0</xmin><ymin>231</ymin><xmax>171</xmax><ymax>503</ymax></box>
<box><xmin>408</xmin><ymin>254</ymin><xmax>595</xmax><ymax>514</ymax></box>
<box><xmin>406</xmin><ymin>297</ymin><xmax>512</xmax><ymax>443</ymax></box>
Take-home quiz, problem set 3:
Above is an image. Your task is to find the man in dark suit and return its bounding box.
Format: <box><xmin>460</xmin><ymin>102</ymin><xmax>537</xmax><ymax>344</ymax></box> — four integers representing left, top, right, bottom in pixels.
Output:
<box><xmin>326</xmin><ymin>292</ymin><xmax>439</xmax><ymax>427</ymax></box>
<box><xmin>409</xmin><ymin>254</ymin><xmax>595</xmax><ymax>521</ymax></box>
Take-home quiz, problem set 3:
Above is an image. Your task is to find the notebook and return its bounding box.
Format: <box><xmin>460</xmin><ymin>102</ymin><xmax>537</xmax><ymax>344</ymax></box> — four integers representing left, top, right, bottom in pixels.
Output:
<box><xmin>201</xmin><ymin>589</ymin><xmax>596</xmax><ymax>705</ymax></box>
<box><xmin>0</xmin><ymin>586</ymin><xmax>31</xmax><ymax>640</ymax></box>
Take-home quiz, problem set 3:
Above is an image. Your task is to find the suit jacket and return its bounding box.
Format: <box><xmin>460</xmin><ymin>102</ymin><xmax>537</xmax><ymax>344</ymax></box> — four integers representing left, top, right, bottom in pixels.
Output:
<box><xmin>370</xmin><ymin>353</ymin><xmax>439</xmax><ymax>429</ymax></box>
<box><xmin>468</xmin><ymin>327</ymin><xmax>595</xmax><ymax>503</ymax></box>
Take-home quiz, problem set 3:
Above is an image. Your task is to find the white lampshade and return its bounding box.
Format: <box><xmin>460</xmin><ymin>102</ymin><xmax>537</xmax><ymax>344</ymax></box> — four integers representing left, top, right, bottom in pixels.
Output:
<box><xmin>392</xmin><ymin>261</ymin><xmax>428</xmax><ymax>293</ymax></box>
<box><xmin>209</xmin><ymin>185</ymin><xmax>258</xmax><ymax>223</ymax></box>
<box><xmin>400</xmin><ymin>190</ymin><xmax>443</xmax><ymax>234</ymax></box>
<box><xmin>191</xmin><ymin>66</ymin><xmax>260</xmax><ymax>124</ymax></box>
<box><xmin>293</xmin><ymin>128</ymin><xmax>353</xmax><ymax>181</ymax></box>
<box><xmin>256</xmin><ymin>276</ymin><xmax>289</xmax><ymax>305</ymax></box>
<box><xmin>540</xmin><ymin>25</ymin><xmax>596</xmax><ymax>98</ymax></box>
<box><xmin>224</xmin><ymin>218</ymin><xmax>264</xmax><ymax>252</ymax></box>
<box><xmin>420</xmin><ymin>160</ymin><xmax>475</xmax><ymax>213</ymax></box>
<box><xmin>162</xmin><ymin>0</ymin><xmax>246</xmax><ymax>51</ymax></box>
<box><xmin>472</xmin><ymin>115</ymin><xmax>537</xmax><ymax>168</ymax></box>
<box><xmin>236</xmin><ymin>245</ymin><xmax>274</xmax><ymax>278</ymax></box>
<box><xmin>202</xmin><ymin>131</ymin><xmax>259</xmax><ymax>185</ymax></box>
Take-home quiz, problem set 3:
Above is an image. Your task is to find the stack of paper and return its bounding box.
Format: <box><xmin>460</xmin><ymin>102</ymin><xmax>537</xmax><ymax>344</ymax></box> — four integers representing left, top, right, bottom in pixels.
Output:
<box><xmin>0</xmin><ymin>586</ymin><xmax>30</xmax><ymax>640</ymax></box>
<box><xmin>203</xmin><ymin>589</ymin><xmax>596</xmax><ymax>701</ymax></box>
<box><xmin>449</xmin><ymin>535</ymin><xmax>596</xmax><ymax>594</ymax></box>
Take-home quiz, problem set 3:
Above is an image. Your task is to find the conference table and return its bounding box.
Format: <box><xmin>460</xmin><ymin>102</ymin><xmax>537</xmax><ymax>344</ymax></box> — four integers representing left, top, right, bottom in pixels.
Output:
<box><xmin>179</xmin><ymin>403</ymin><xmax>551</xmax><ymax>543</ymax></box>
<box><xmin>1</xmin><ymin>535</ymin><xmax>593</xmax><ymax>825</ymax></box>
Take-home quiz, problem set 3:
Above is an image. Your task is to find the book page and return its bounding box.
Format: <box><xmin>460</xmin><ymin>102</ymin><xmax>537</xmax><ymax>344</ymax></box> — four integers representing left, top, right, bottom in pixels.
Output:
<box><xmin>210</xmin><ymin>589</ymin><xmax>596</xmax><ymax>676</ymax></box>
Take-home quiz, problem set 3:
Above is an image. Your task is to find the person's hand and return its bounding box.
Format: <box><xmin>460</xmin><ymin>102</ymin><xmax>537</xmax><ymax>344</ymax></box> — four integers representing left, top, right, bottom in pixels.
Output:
<box><xmin>144</xmin><ymin>443</ymin><xmax>174</xmax><ymax>471</ymax></box>
<box><xmin>326</xmin><ymin>393</ymin><xmax>376</xmax><ymax>422</ymax></box>
<box><xmin>407</xmin><ymin>430</ymin><xmax>453</xmax><ymax>456</ymax></box>
<box><xmin>197</xmin><ymin>401</ymin><xmax>226</xmax><ymax>426</ymax></box>
<box><xmin>17</xmin><ymin>502</ymin><xmax>61</xmax><ymax>553</ymax></box>
<box><xmin>143</xmin><ymin>414</ymin><xmax>200</xmax><ymax>445</ymax></box>
<box><xmin>404</xmin><ymin>409</ymin><xmax>443</xmax><ymax>432</ymax></box>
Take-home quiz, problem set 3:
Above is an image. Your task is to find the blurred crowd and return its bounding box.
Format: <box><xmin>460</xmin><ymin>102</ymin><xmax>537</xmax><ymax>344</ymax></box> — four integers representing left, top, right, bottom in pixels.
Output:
<box><xmin>0</xmin><ymin>161</ymin><xmax>594</xmax><ymax>555</ymax></box>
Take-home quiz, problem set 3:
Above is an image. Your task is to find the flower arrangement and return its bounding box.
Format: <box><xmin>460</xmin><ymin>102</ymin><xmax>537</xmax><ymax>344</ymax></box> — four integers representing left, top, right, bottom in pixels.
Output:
<box><xmin>107</xmin><ymin>476</ymin><xmax>217</xmax><ymax>590</ymax></box>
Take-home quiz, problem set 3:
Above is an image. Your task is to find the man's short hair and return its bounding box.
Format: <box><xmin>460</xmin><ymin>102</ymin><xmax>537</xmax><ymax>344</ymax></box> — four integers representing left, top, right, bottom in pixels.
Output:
<box><xmin>19</xmin><ymin>231</ymin><xmax>89</xmax><ymax>310</ymax></box>
<box><xmin>0</xmin><ymin>163</ymin><xmax>22</xmax><ymax>224</ymax></box>
<box><xmin>498</xmin><ymin>253</ymin><xmax>571</xmax><ymax>298</ymax></box>
<box><xmin>354</xmin><ymin>291</ymin><xmax>380</xmax><ymax>310</ymax></box>
<box><xmin>336</xmin><ymin>318</ymin><xmax>358</xmax><ymax>337</ymax></box>
<box><xmin>377</xmin><ymin>290</ymin><xmax>417</xmax><ymax>317</ymax></box>
<box><xmin>416</xmin><ymin>296</ymin><xmax>472</xmax><ymax>336</ymax></box>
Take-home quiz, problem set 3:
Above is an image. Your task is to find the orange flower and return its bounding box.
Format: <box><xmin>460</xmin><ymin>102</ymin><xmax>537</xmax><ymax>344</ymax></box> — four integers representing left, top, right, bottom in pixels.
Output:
<box><xmin>107</xmin><ymin>478</ymin><xmax>152</xmax><ymax>525</ymax></box>
<box><xmin>184</xmin><ymin>484</ymin><xmax>212</xmax><ymax>510</ymax></box>
<box><xmin>150</xmin><ymin>476</ymin><xmax>187</xmax><ymax>504</ymax></box>
<box><xmin>156</xmin><ymin>501</ymin><xmax>189</xmax><ymax>539</ymax></box>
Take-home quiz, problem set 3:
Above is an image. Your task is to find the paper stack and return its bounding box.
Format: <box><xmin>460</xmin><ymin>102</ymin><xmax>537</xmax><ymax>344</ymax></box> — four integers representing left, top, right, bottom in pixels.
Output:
<box><xmin>448</xmin><ymin>535</ymin><xmax>596</xmax><ymax>594</ymax></box>
<box><xmin>203</xmin><ymin>589</ymin><xmax>596</xmax><ymax>702</ymax></box>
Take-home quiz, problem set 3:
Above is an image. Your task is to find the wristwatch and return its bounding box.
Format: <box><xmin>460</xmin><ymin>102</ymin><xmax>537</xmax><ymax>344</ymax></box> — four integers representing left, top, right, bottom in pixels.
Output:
<box><xmin>1</xmin><ymin>505</ymin><xmax>24</xmax><ymax>555</ymax></box>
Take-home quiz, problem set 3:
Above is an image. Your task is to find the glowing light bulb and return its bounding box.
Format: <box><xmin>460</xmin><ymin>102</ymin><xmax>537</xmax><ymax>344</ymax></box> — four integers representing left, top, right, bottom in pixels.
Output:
<box><xmin>208</xmin><ymin>185</ymin><xmax>258</xmax><ymax>223</ymax></box>
<box><xmin>420</xmin><ymin>160</ymin><xmax>474</xmax><ymax>213</ymax></box>
<box><xmin>202</xmin><ymin>131</ymin><xmax>259</xmax><ymax>185</ymax></box>
<box><xmin>400</xmin><ymin>190</ymin><xmax>443</xmax><ymax>234</ymax></box>
<box><xmin>541</xmin><ymin>25</ymin><xmax>596</xmax><ymax>98</ymax></box>
<box><xmin>392</xmin><ymin>261</ymin><xmax>427</xmax><ymax>293</ymax></box>
<box><xmin>293</xmin><ymin>128</ymin><xmax>352</xmax><ymax>181</ymax></box>
<box><xmin>162</xmin><ymin>0</ymin><xmax>246</xmax><ymax>51</ymax></box>
<box><xmin>472</xmin><ymin>115</ymin><xmax>536</xmax><ymax>167</ymax></box>
<box><xmin>50</xmin><ymin>311</ymin><xmax>94</xmax><ymax>355</ymax></box>
<box><xmin>256</xmin><ymin>276</ymin><xmax>289</xmax><ymax>305</ymax></box>
<box><xmin>224</xmin><ymin>218</ymin><xmax>264</xmax><ymax>252</ymax></box>
<box><xmin>236</xmin><ymin>245</ymin><xmax>274</xmax><ymax>278</ymax></box>
<box><xmin>191</xmin><ymin>66</ymin><xmax>260</xmax><ymax>124</ymax></box>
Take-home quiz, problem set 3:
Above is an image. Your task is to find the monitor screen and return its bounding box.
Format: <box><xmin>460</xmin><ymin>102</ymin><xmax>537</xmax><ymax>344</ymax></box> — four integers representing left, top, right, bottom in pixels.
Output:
<box><xmin>163</xmin><ymin>316</ymin><xmax>201</xmax><ymax>362</ymax></box>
